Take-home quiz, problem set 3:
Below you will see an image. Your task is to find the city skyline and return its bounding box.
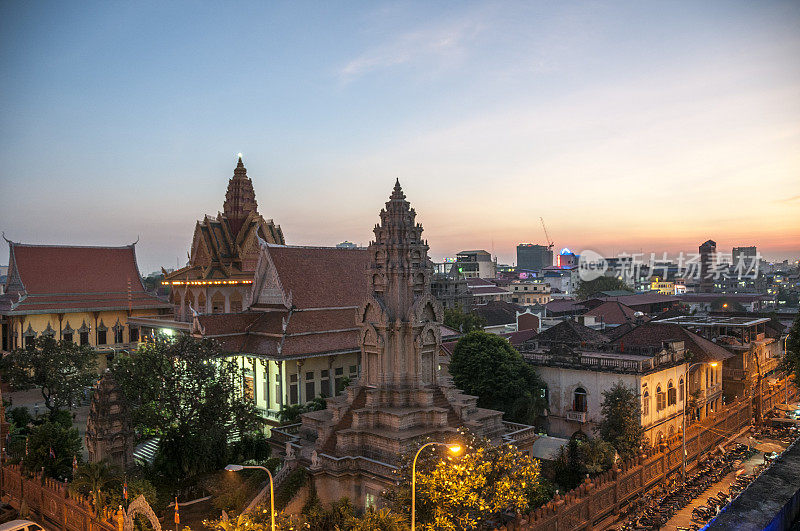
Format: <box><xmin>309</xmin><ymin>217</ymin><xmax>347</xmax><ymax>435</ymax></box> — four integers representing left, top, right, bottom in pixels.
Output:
<box><xmin>1</xmin><ymin>1</ymin><xmax>799</xmax><ymax>272</ymax></box>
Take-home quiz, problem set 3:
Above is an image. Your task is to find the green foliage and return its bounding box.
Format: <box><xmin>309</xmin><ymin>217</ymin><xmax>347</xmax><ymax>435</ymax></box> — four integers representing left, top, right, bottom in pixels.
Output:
<box><xmin>780</xmin><ymin>314</ymin><xmax>800</xmax><ymax>388</ymax></box>
<box><xmin>526</xmin><ymin>477</ymin><xmax>556</xmax><ymax>510</ymax></box>
<box><xmin>70</xmin><ymin>461</ymin><xmax>118</xmax><ymax>510</ymax></box>
<box><xmin>7</xmin><ymin>406</ymin><xmax>33</xmax><ymax>430</ymax></box>
<box><xmin>205</xmin><ymin>468</ymin><xmax>268</xmax><ymax>514</ymax></box>
<box><xmin>274</xmin><ymin>467</ymin><xmax>309</xmax><ymax>511</ymax></box>
<box><xmin>449</xmin><ymin>331</ymin><xmax>547</xmax><ymax>424</ymax></box>
<box><xmin>346</xmin><ymin>507</ymin><xmax>407</xmax><ymax>530</ymax></box>
<box><xmin>229</xmin><ymin>432</ymin><xmax>272</xmax><ymax>465</ymax></box>
<box><xmin>111</xmin><ymin>334</ymin><xmax>263</xmax><ymax>481</ymax></box>
<box><xmin>575</xmin><ymin>277</ymin><xmax>632</xmax><ymax>301</ymax></box>
<box><xmin>0</xmin><ymin>336</ymin><xmax>97</xmax><ymax>413</ymax></box>
<box><xmin>22</xmin><ymin>419</ymin><xmax>82</xmax><ymax>479</ymax></box>
<box><xmin>386</xmin><ymin>431</ymin><xmax>541</xmax><ymax>530</ymax></box>
<box><xmin>777</xmin><ymin>288</ymin><xmax>799</xmax><ymax>307</ymax></box>
<box><xmin>550</xmin><ymin>437</ymin><xmax>615</xmax><ymax>491</ymax></box>
<box><xmin>302</xmin><ymin>494</ymin><xmax>356</xmax><ymax>531</ymax></box>
<box><xmin>598</xmin><ymin>381</ymin><xmax>644</xmax><ymax>459</ymax></box>
<box><xmin>278</xmin><ymin>396</ymin><xmax>327</xmax><ymax>425</ymax></box>
<box><xmin>443</xmin><ymin>304</ymin><xmax>486</xmax><ymax>333</ymax></box>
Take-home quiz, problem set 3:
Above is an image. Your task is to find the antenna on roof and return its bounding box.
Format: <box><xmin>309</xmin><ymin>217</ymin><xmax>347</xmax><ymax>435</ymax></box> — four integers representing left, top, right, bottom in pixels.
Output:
<box><xmin>132</xmin><ymin>235</ymin><xmax>140</xmax><ymax>245</ymax></box>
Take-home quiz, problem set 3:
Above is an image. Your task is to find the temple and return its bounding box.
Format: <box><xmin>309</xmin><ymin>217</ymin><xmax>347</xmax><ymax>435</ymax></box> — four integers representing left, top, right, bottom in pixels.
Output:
<box><xmin>163</xmin><ymin>156</ymin><xmax>285</xmax><ymax>320</ymax></box>
<box><xmin>284</xmin><ymin>181</ymin><xmax>536</xmax><ymax>507</ymax></box>
<box><xmin>0</xmin><ymin>241</ymin><xmax>171</xmax><ymax>363</ymax></box>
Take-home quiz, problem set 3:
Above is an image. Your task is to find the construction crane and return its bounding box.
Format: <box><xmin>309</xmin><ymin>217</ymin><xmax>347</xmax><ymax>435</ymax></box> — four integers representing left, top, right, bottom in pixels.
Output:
<box><xmin>540</xmin><ymin>217</ymin><xmax>554</xmax><ymax>250</ymax></box>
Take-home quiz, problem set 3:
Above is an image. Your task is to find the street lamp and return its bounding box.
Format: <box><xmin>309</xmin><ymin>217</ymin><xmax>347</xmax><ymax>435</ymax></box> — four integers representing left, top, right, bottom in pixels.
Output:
<box><xmin>682</xmin><ymin>361</ymin><xmax>718</xmax><ymax>476</ymax></box>
<box><xmin>411</xmin><ymin>442</ymin><xmax>462</xmax><ymax>531</ymax></box>
<box><xmin>225</xmin><ymin>464</ymin><xmax>275</xmax><ymax>531</ymax></box>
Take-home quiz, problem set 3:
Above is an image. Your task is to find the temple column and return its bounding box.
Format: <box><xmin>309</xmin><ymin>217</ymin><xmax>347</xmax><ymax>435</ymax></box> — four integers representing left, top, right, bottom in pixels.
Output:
<box><xmin>277</xmin><ymin>360</ymin><xmax>284</xmax><ymax>408</ymax></box>
<box><xmin>297</xmin><ymin>360</ymin><xmax>304</xmax><ymax>404</ymax></box>
<box><xmin>328</xmin><ymin>356</ymin><xmax>335</xmax><ymax>397</ymax></box>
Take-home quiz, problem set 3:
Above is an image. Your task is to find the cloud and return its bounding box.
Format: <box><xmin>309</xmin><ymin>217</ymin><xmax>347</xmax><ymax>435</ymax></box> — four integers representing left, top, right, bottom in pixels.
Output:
<box><xmin>778</xmin><ymin>194</ymin><xmax>800</xmax><ymax>203</ymax></box>
<box><xmin>337</xmin><ymin>13</ymin><xmax>487</xmax><ymax>82</ymax></box>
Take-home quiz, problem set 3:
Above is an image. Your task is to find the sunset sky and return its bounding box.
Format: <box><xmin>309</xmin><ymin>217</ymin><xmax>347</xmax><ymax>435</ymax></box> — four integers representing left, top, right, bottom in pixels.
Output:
<box><xmin>1</xmin><ymin>1</ymin><xmax>798</xmax><ymax>273</ymax></box>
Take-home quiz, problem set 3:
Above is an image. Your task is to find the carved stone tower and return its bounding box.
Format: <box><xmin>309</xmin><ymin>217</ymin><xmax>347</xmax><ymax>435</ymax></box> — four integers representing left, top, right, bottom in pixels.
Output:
<box><xmin>86</xmin><ymin>371</ymin><xmax>134</xmax><ymax>469</ymax></box>
<box><xmin>360</xmin><ymin>179</ymin><xmax>440</xmax><ymax>388</ymax></box>
<box><xmin>223</xmin><ymin>155</ymin><xmax>260</xmax><ymax>236</ymax></box>
<box><xmin>293</xmin><ymin>181</ymin><xmax>516</xmax><ymax>507</ymax></box>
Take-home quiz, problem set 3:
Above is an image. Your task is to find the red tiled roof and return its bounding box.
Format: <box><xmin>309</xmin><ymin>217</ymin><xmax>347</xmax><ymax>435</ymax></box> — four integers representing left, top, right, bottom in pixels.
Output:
<box><xmin>266</xmin><ymin>245</ymin><xmax>370</xmax><ymax>309</ymax></box>
<box><xmin>11</xmin><ymin>243</ymin><xmax>145</xmax><ymax>294</ymax></box>
<box><xmin>470</xmin><ymin>286</ymin><xmax>510</xmax><ymax>296</ymax></box>
<box><xmin>613</xmin><ymin>322</ymin><xmax>733</xmax><ymax>362</ymax></box>
<box><xmin>502</xmin><ymin>328</ymin><xmax>538</xmax><ymax>347</ymax></box>
<box><xmin>544</xmin><ymin>299</ymin><xmax>587</xmax><ymax>314</ymax></box>
<box><xmin>3</xmin><ymin>242</ymin><xmax>170</xmax><ymax>313</ymax></box>
<box><xmin>592</xmin><ymin>293</ymin><xmax>680</xmax><ymax>306</ymax></box>
<box><xmin>584</xmin><ymin>301</ymin><xmax>644</xmax><ymax>325</ymax></box>
<box><xmin>678</xmin><ymin>293</ymin><xmax>769</xmax><ymax>303</ymax></box>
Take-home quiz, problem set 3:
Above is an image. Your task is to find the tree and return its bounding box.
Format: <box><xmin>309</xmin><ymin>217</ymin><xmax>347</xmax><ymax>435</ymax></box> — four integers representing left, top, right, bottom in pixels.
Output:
<box><xmin>70</xmin><ymin>461</ymin><xmax>118</xmax><ymax>510</ymax></box>
<box><xmin>278</xmin><ymin>396</ymin><xmax>327</xmax><ymax>425</ymax></box>
<box><xmin>111</xmin><ymin>334</ymin><xmax>263</xmax><ymax>480</ymax></box>
<box><xmin>598</xmin><ymin>381</ymin><xmax>644</xmax><ymax>459</ymax></box>
<box><xmin>780</xmin><ymin>314</ymin><xmax>800</xmax><ymax>388</ymax></box>
<box><xmin>449</xmin><ymin>331</ymin><xmax>547</xmax><ymax>424</ymax></box>
<box><xmin>0</xmin><ymin>336</ymin><xmax>97</xmax><ymax>414</ymax></box>
<box><xmin>575</xmin><ymin>277</ymin><xmax>632</xmax><ymax>301</ymax></box>
<box><xmin>386</xmin><ymin>431</ymin><xmax>541</xmax><ymax>530</ymax></box>
<box><xmin>22</xmin><ymin>417</ymin><xmax>82</xmax><ymax>479</ymax></box>
<box><xmin>443</xmin><ymin>304</ymin><xmax>486</xmax><ymax>334</ymax></box>
<box><xmin>550</xmin><ymin>437</ymin><xmax>615</xmax><ymax>491</ymax></box>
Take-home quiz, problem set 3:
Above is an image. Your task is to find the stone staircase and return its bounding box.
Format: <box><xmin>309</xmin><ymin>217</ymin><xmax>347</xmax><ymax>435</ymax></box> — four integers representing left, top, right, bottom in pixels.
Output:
<box><xmin>432</xmin><ymin>387</ymin><xmax>463</xmax><ymax>427</ymax></box>
<box><xmin>320</xmin><ymin>388</ymin><xmax>367</xmax><ymax>455</ymax></box>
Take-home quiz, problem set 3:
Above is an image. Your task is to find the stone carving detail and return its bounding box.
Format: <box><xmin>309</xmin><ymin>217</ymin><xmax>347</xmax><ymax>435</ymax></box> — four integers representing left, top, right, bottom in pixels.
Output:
<box><xmin>85</xmin><ymin>371</ymin><xmax>134</xmax><ymax>469</ymax></box>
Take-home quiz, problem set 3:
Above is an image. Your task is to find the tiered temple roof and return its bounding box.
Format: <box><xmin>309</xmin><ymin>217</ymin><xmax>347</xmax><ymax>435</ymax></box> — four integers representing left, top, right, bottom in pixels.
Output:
<box><xmin>163</xmin><ymin>156</ymin><xmax>284</xmax><ymax>285</ymax></box>
<box><xmin>0</xmin><ymin>242</ymin><xmax>169</xmax><ymax>314</ymax></box>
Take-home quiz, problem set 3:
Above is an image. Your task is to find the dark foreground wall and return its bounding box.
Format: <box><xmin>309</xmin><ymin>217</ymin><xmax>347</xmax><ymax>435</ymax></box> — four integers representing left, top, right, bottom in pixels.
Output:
<box><xmin>705</xmin><ymin>438</ymin><xmax>800</xmax><ymax>531</ymax></box>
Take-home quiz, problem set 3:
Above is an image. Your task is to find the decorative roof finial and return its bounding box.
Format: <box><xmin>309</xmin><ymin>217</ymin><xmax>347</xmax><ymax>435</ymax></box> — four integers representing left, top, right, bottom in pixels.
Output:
<box><xmin>236</xmin><ymin>153</ymin><xmax>244</xmax><ymax>166</ymax></box>
<box><xmin>390</xmin><ymin>178</ymin><xmax>405</xmax><ymax>201</ymax></box>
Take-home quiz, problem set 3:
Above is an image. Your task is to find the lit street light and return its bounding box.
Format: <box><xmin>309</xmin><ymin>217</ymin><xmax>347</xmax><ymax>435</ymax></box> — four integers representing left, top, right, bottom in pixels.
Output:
<box><xmin>683</xmin><ymin>361</ymin><xmax>718</xmax><ymax>476</ymax></box>
<box><xmin>411</xmin><ymin>442</ymin><xmax>462</xmax><ymax>531</ymax></box>
<box><xmin>225</xmin><ymin>464</ymin><xmax>275</xmax><ymax>531</ymax></box>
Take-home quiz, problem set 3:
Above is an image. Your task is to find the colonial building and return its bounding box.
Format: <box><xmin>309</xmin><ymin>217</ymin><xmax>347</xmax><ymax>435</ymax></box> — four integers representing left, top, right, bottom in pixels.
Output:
<box><xmin>0</xmin><ymin>240</ymin><xmax>171</xmax><ymax>365</ymax></box>
<box><xmin>281</xmin><ymin>181</ymin><xmax>535</xmax><ymax>507</ymax></box>
<box><xmin>520</xmin><ymin>319</ymin><xmax>732</xmax><ymax>443</ymax></box>
<box><xmin>162</xmin><ymin>156</ymin><xmax>285</xmax><ymax>320</ymax></box>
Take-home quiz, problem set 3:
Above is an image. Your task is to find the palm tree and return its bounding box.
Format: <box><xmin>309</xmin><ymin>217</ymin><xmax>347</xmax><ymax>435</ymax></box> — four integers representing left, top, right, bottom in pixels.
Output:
<box><xmin>70</xmin><ymin>461</ymin><xmax>118</xmax><ymax>510</ymax></box>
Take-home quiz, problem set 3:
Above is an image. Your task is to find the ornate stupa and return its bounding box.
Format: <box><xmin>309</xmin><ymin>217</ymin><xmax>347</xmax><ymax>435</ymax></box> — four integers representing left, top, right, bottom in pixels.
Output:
<box><xmin>291</xmin><ymin>181</ymin><xmax>522</xmax><ymax>507</ymax></box>
<box><xmin>85</xmin><ymin>371</ymin><xmax>134</xmax><ymax>469</ymax></box>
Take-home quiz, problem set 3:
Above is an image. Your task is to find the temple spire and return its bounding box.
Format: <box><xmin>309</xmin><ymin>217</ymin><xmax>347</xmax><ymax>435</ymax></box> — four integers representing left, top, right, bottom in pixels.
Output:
<box><xmin>223</xmin><ymin>155</ymin><xmax>259</xmax><ymax>235</ymax></box>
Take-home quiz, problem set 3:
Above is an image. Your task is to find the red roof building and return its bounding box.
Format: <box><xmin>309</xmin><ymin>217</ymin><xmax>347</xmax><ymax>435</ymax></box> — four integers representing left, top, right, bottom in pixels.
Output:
<box><xmin>0</xmin><ymin>241</ymin><xmax>171</xmax><ymax>354</ymax></box>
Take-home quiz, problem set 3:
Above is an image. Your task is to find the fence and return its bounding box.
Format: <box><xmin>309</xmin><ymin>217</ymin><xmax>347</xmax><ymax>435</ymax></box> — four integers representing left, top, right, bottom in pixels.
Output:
<box><xmin>0</xmin><ymin>464</ymin><xmax>117</xmax><ymax>531</ymax></box>
<box><xmin>501</xmin><ymin>382</ymin><xmax>797</xmax><ymax>530</ymax></box>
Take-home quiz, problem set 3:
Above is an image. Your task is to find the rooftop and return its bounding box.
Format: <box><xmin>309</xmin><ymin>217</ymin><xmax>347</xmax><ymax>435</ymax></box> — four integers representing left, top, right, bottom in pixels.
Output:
<box><xmin>656</xmin><ymin>315</ymin><xmax>771</xmax><ymax>327</ymax></box>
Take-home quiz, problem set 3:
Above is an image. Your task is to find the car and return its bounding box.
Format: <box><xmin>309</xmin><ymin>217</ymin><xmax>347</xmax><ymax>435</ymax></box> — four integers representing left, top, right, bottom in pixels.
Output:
<box><xmin>0</xmin><ymin>520</ymin><xmax>44</xmax><ymax>531</ymax></box>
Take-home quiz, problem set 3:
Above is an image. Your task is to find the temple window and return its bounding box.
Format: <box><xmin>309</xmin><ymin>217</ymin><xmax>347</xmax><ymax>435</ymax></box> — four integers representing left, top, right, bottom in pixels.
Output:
<box><xmin>24</xmin><ymin>324</ymin><xmax>36</xmax><ymax>350</ymax></box>
<box><xmin>305</xmin><ymin>371</ymin><xmax>315</xmax><ymax>401</ymax></box>
<box><xmin>113</xmin><ymin>321</ymin><xmax>124</xmax><ymax>344</ymax></box>
<box><xmin>320</xmin><ymin>369</ymin><xmax>330</xmax><ymax>398</ymax></box>
<box><xmin>334</xmin><ymin>367</ymin><xmax>345</xmax><ymax>395</ymax></box>
<box><xmin>289</xmin><ymin>374</ymin><xmax>299</xmax><ymax>404</ymax></box>
<box><xmin>212</xmin><ymin>292</ymin><xmax>225</xmax><ymax>314</ymax></box>
<box><xmin>129</xmin><ymin>326</ymin><xmax>139</xmax><ymax>343</ymax></box>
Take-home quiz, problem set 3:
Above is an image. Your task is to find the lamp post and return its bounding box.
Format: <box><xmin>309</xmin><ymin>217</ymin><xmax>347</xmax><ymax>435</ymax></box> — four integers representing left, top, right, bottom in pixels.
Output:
<box><xmin>682</xmin><ymin>361</ymin><xmax>718</xmax><ymax>476</ymax></box>
<box><xmin>225</xmin><ymin>464</ymin><xmax>275</xmax><ymax>531</ymax></box>
<box><xmin>411</xmin><ymin>442</ymin><xmax>462</xmax><ymax>531</ymax></box>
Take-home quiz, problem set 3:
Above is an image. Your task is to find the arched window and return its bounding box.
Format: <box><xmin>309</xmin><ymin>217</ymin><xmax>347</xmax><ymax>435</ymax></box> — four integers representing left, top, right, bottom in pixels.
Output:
<box><xmin>679</xmin><ymin>378</ymin><xmax>685</xmax><ymax>402</ymax></box>
<box><xmin>656</xmin><ymin>384</ymin><xmax>666</xmax><ymax>411</ymax></box>
<box><xmin>211</xmin><ymin>291</ymin><xmax>225</xmax><ymax>314</ymax></box>
<box><xmin>667</xmin><ymin>380</ymin><xmax>676</xmax><ymax>406</ymax></box>
<box><xmin>642</xmin><ymin>389</ymin><xmax>650</xmax><ymax>416</ymax></box>
<box><xmin>573</xmin><ymin>387</ymin><xmax>588</xmax><ymax>412</ymax></box>
<box><xmin>668</xmin><ymin>425</ymin><xmax>675</xmax><ymax>437</ymax></box>
<box><xmin>230</xmin><ymin>291</ymin><xmax>243</xmax><ymax>313</ymax></box>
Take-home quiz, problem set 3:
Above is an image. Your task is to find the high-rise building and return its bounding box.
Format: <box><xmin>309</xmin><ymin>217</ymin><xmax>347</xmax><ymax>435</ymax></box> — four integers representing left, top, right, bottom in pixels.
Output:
<box><xmin>455</xmin><ymin>249</ymin><xmax>496</xmax><ymax>278</ymax></box>
<box><xmin>517</xmin><ymin>244</ymin><xmax>553</xmax><ymax>271</ymax></box>
<box><xmin>732</xmin><ymin>246</ymin><xmax>757</xmax><ymax>265</ymax></box>
<box><xmin>699</xmin><ymin>239</ymin><xmax>716</xmax><ymax>293</ymax></box>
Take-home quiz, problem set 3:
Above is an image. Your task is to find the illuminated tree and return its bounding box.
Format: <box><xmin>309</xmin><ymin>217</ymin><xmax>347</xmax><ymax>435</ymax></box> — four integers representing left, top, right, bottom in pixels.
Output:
<box><xmin>387</xmin><ymin>431</ymin><xmax>541</xmax><ymax>530</ymax></box>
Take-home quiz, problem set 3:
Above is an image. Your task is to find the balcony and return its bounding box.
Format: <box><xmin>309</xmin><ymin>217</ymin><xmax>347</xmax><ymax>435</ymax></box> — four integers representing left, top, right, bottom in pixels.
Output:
<box><xmin>566</xmin><ymin>410</ymin><xmax>587</xmax><ymax>423</ymax></box>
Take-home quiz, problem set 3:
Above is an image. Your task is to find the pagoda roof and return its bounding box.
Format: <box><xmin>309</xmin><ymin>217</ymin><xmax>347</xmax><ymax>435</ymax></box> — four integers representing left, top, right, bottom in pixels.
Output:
<box><xmin>1</xmin><ymin>241</ymin><xmax>170</xmax><ymax>314</ymax></box>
